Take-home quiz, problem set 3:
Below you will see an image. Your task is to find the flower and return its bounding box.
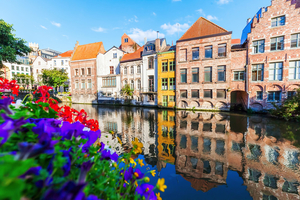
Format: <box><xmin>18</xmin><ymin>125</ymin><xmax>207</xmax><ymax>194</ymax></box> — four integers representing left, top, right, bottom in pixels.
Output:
<box><xmin>156</xmin><ymin>192</ymin><xmax>162</xmax><ymax>200</ymax></box>
<box><xmin>133</xmin><ymin>168</ymin><xmax>144</xmax><ymax>179</ymax></box>
<box><xmin>132</xmin><ymin>138</ymin><xmax>143</xmax><ymax>154</ymax></box>
<box><xmin>19</xmin><ymin>166</ymin><xmax>42</xmax><ymax>179</ymax></box>
<box><xmin>156</xmin><ymin>178</ymin><xmax>167</xmax><ymax>192</ymax></box>
<box><xmin>78</xmin><ymin>160</ymin><xmax>94</xmax><ymax>183</ymax></box>
<box><xmin>100</xmin><ymin>149</ymin><xmax>118</xmax><ymax>162</ymax></box>
<box><xmin>42</xmin><ymin>181</ymin><xmax>86</xmax><ymax>199</ymax></box>
<box><xmin>117</xmin><ymin>137</ymin><xmax>122</xmax><ymax>145</ymax></box>
<box><xmin>137</xmin><ymin>158</ymin><xmax>144</xmax><ymax>167</ymax></box>
<box><xmin>124</xmin><ymin>167</ymin><xmax>134</xmax><ymax>181</ymax></box>
<box><xmin>150</xmin><ymin>170</ymin><xmax>156</xmax><ymax>177</ymax></box>
<box><xmin>136</xmin><ymin>184</ymin><xmax>156</xmax><ymax>200</ymax></box>
<box><xmin>0</xmin><ymin>97</ymin><xmax>13</xmax><ymax>114</ymax></box>
<box><xmin>11</xmin><ymin>99</ymin><xmax>24</xmax><ymax>109</ymax></box>
<box><xmin>30</xmin><ymin>118</ymin><xmax>61</xmax><ymax>139</ymax></box>
<box><xmin>130</xmin><ymin>158</ymin><xmax>136</xmax><ymax>168</ymax></box>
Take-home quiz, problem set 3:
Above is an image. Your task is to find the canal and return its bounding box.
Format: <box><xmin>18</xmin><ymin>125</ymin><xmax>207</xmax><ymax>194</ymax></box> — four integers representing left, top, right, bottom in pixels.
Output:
<box><xmin>70</xmin><ymin>104</ymin><xmax>300</xmax><ymax>200</ymax></box>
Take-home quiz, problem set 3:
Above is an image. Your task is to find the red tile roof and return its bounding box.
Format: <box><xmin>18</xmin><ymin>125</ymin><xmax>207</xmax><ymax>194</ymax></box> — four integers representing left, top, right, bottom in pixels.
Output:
<box><xmin>71</xmin><ymin>42</ymin><xmax>105</xmax><ymax>61</ymax></box>
<box><xmin>179</xmin><ymin>17</ymin><xmax>228</xmax><ymax>41</ymax></box>
<box><xmin>120</xmin><ymin>45</ymin><xmax>144</xmax><ymax>62</ymax></box>
<box><xmin>231</xmin><ymin>39</ymin><xmax>241</xmax><ymax>44</ymax></box>
<box><xmin>57</xmin><ymin>50</ymin><xmax>73</xmax><ymax>58</ymax></box>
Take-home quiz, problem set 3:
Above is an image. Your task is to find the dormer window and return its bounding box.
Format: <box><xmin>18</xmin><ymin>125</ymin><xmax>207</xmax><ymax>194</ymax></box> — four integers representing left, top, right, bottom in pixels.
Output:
<box><xmin>147</xmin><ymin>44</ymin><xmax>154</xmax><ymax>51</ymax></box>
<box><xmin>124</xmin><ymin>38</ymin><xmax>128</xmax><ymax>43</ymax></box>
<box><xmin>271</xmin><ymin>16</ymin><xmax>285</xmax><ymax>27</ymax></box>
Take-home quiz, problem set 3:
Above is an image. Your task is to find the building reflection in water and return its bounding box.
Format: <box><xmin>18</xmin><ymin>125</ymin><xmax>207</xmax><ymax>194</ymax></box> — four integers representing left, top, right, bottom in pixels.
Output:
<box><xmin>69</xmin><ymin>104</ymin><xmax>300</xmax><ymax>200</ymax></box>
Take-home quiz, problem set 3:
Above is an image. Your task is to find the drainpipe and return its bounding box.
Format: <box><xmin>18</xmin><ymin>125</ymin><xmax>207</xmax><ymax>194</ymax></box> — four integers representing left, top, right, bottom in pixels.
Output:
<box><xmin>245</xmin><ymin>64</ymin><xmax>250</xmax><ymax>109</ymax></box>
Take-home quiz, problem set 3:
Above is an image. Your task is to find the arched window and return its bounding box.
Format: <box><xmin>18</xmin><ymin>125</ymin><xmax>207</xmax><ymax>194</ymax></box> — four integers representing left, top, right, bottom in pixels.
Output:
<box><xmin>131</xmin><ymin>66</ymin><xmax>134</xmax><ymax>74</ymax></box>
<box><xmin>130</xmin><ymin>80</ymin><xmax>134</xmax><ymax>90</ymax></box>
<box><xmin>137</xmin><ymin>65</ymin><xmax>141</xmax><ymax>74</ymax></box>
<box><xmin>124</xmin><ymin>67</ymin><xmax>127</xmax><ymax>75</ymax></box>
<box><xmin>137</xmin><ymin>79</ymin><xmax>141</xmax><ymax>90</ymax></box>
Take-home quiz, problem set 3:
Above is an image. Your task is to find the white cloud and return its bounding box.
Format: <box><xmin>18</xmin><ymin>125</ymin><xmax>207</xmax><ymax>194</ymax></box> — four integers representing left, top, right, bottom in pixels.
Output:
<box><xmin>196</xmin><ymin>9</ymin><xmax>205</xmax><ymax>16</ymax></box>
<box><xmin>128</xmin><ymin>15</ymin><xmax>138</xmax><ymax>23</ymax></box>
<box><xmin>153</xmin><ymin>12</ymin><xmax>156</xmax><ymax>16</ymax></box>
<box><xmin>91</xmin><ymin>27</ymin><xmax>105</xmax><ymax>32</ymax></box>
<box><xmin>160</xmin><ymin>23</ymin><xmax>190</xmax><ymax>35</ymax></box>
<box><xmin>51</xmin><ymin>21</ymin><xmax>61</xmax><ymax>27</ymax></box>
<box><xmin>217</xmin><ymin>0</ymin><xmax>231</xmax><ymax>4</ymax></box>
<box><xmin>128</xmin><ymin>28</ymin><xmax>165</xmax><ymax>44</ymax></box>
<box><xmin>207</xmin><ymin>15</ymin><xmax>218</xmax><ymax>21</ymax></box>
<box><xmin>40</xmin><ymin>25</ymin><xmax>47</xmax><ymax>30</ymax></box>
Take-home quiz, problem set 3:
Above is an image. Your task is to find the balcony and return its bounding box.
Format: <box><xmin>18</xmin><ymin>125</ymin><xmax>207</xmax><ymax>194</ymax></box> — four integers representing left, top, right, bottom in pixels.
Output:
<box><xmin>140</xmin><ymin>87</ymin><xmax>156</xmax><ymax>94</ymax></box>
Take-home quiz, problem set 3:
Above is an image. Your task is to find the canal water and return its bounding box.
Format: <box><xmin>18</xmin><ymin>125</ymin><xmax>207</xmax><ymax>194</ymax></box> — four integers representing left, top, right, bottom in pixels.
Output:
<box><xmin>70</xmin><ymin>104</ymin><xmax>300</xmax><ymax>200</ymax></box>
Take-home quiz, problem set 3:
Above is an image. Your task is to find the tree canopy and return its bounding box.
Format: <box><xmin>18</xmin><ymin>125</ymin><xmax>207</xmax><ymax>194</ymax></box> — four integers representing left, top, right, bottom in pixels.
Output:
<box><xmin>121</xmin><ymin>84</ymin><xmax>133</xmax><ymax>97</ymax></box>
<box><xmin>12</xmin><ymin>73</ymin><xmax>34</xmax><ymax>89</ymax></box>
<box><xmin>0</xmin><ymin>19</ymin><xmax>32</xmax><ymax>70</ymax></box>
<box><xmin>41</xmin><ymin>68</ymin><xmax>69</xmax><ymax>89</ymax></box>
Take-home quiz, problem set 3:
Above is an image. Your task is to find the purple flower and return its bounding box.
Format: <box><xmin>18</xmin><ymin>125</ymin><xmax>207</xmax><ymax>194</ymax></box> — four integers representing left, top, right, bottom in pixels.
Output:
<box><xmin>30</xmin><ymin>118</ymin><xmax>61</xmax><ymax>139</ymax></box>
<box><xmin>133</xmin><ymin>168</ymin><xmax>144</xmax><ymax>180</ymax></box>
<box><xmin>100</xmin><ymin>149</ymin><xmax>118</xmax><ymax>163</ymax></box>
<box><xmin>0</xmin><ymin>97</ymin><xmax>13</xmax><ymax>114</ymax></box>
<box><xmin>78</xmin><ymin>160</ymin><xmax>94</xmax><ymax>183</ymax></box>
<box><xmin>47</xmin><ymin>148</ymin><xmax>72</xmax><ymax>177</ymax></box>
<box><xmin>61</xmin><ymin>121</ymin><xmax>87</xmax><ymax>140</ymax></box>
<box><xmin>87</xmin><ymin>195</ymin><xmax>103</xmax><ymax>200</ymax></box>
<box><xmin>124</xmin><ymin>167</ymin><xmax>134</xmax><ymax>181</ymax></box>
<box><xmin>19</xmin><ymin>166</ymin><xmax>42</xmax><ymax>178</ymax></box>
<box><xmin>82</xmin><ymin>129</ymin><xmax>101</xmax><ymax>153</ymax></box>
<box><xmin>136</xmin><ymin>184</ymin><xmax>156</xmax><ymax>200</ymax></box>
<box><xmin>0</xmin><ymin>114</ymin><xmax>26</xmax><ymax>146</ymax></box>
<box><xmin>43</xmin><ymin>181</ymin><xmax>86</xmax><ymax>200</ymax></box>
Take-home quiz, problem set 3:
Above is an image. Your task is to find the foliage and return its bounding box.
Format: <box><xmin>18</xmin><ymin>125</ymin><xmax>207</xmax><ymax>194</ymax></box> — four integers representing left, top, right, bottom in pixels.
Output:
<box><xmin>12</xmin><ymin>73</ymin><xmax>34</xmax><ymax>88</ymax></box>
<box><xmin>121</xmin><ymin>84</ymin><xmax>133</xmax><ymax>97</ymax></box>
<box><xmin>0</xmin><ymin>78</ymin><xmax>165</xmax><ymax>200</ymax></box>
<box><xmin>0</xmin><ymin>19</ymin><xmax>31</xmax><ymax>74</ymax></box>
<box><xmin>41</xmin><ymin>68</ymin><xmax>69</xmax><ymax>89</ymax></box>
<box><xmin>270</xmin><ymin>88</ymin><xmax>300</xmax><ymax>121</ymax></box>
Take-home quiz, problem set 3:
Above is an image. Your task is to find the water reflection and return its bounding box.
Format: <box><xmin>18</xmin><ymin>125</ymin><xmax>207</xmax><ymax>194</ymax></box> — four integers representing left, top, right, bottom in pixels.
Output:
<box><xmin>70</xmin><ymin>104</ymin><xmax>300</xmax><ymax>200</ymax></box>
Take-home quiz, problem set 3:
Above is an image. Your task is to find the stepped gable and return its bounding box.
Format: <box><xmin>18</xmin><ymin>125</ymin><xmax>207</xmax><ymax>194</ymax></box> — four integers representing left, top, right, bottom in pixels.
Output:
<box><xmin>179</xmin><ymin>17</ymin><xmax>228</xmax><ymax>41</ymax></box>
<box><xmin>71</xmin><ymin>42</ymin><xmax>105</xmax><ymax>61</ymax></box>
<box><xmin>120</xmin><ymin>45</ymin><xmax>144</xmax><ymax>63</ymax></box>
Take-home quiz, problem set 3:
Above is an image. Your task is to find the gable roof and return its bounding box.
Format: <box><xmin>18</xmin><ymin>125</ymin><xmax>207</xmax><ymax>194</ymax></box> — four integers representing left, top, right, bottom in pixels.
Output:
<box><xmin>120</xmin><ymin>45</ymin><xmax>144</xmax><ymax>63</ymax></box>
<box><xmin>104</xmin><ymin>46</ymin><xmax>125</xmax><ymax>54</ymax></box>
<box><xmin>71</xmin><ymin>42</ymin><xmax>105</xmax><ymax>61</ymax></box>
<box><xmin>178</xmin><ymin>17</ymin><xmax>228</xmax><ymax>41</ymax></box>
<box><xmin>32</xmin><ymin>56</ymin><xmax>50</xmax><ymax>64</ymax></box>
<box><xmin>56</xmin><ymin>50</ymin><xmax>73</xmax><ymax>58</ymax></box>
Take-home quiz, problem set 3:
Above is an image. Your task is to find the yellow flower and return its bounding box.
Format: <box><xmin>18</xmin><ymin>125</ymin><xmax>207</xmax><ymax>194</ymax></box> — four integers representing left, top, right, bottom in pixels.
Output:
<box><xmin>135</xmin><ymin>181</ymin><xmax>138</xmax><ymax>187</ymax></box>
<box><xmin>156</xmin><ymin>178</ymin><xmax>167</xmax><ymax>192</ymax></box>
<box><xmin>117</xmin><ymin>137</ymin><xmax>122</xmax><ymax>145</ymax></box>
<box><xmin>130</xmin><ymin>158</ymin><xmax>137</xmax><ymax>168</ymax></box>
<box><xmin>150</xmin><ymin>170</ymin><xmax>156</xmax><ymax>177</ymax></box>
<box><xmin>137</xmin><ymin>158</ymin><xmax>144</xmax><ymax>167</ymax></box>
<box><xmin>113</xmin><ymin>163</ymin><xmax>118</xmax><ymax>168</ymax></box>
<box><xmin>156</xmin><ymin>193</ymin><xmax>162</xmax><ymax>200</ymax></box>
<box><xmin>132</xmin><ymin>138</ymin><xmax>143</xmax><ymax>154</ymax></box>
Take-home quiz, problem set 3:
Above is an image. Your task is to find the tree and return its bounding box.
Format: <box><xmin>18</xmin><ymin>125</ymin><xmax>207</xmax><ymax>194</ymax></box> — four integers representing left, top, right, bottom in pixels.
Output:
<box><xmin>0</xmin><ymin>19</ymin><xmax>32</xmax><ymax>75</ymax></box>
<box><xmin>41</xmin><ymin>68</ymin><xmax>69</xmax><ymax>91</ymax></box>
<box><xmin>12</xmin><ymin>73</ymin><xmax>34</xmax><ymax>89</ymax></box>
<box><xmin>121</xmin><ymin>84</ymin><xmax>133</xmax><ymax>98</ymax></box>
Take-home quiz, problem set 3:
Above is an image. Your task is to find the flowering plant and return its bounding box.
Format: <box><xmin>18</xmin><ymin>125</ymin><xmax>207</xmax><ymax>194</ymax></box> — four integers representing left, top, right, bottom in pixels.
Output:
<box><xmin>0</xmin><ymin>79</ymin><xmax>166</xmax><ymax>200</ymax></box>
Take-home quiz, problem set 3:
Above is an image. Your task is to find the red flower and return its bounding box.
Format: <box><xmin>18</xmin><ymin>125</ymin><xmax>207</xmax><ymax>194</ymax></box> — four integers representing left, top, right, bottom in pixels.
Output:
<box><xmin>0</xmin><ymin>78</ymin><xmax>20</xmax><ymax>96</ymax></box>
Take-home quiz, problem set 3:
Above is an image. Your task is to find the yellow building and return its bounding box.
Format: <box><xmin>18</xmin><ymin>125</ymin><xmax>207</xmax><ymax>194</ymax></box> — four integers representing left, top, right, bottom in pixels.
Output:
<box><xmin>157</xmin><ymin>46</ymin><xmax>176</xmax><ymax>108</ymax></box>
<box><xmin>157</xmin><ymin>110</ymin><xmax>176</xmax><ymax>164</ymax></box>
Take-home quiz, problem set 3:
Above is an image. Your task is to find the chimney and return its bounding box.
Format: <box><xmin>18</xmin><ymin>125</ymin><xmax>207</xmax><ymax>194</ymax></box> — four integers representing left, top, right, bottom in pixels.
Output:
<box><xmin>155</xmin><ymin>38</ymin><xmax>160</xmax><ymax>52</ymax></box>
<box><xmin>144</xmin><ymin>37</ymin><xmax>147</xmax><ymax>45</ymax></box>
<box><xmin>247</xmin><ymin>18</ymin><xmax>251</xmax><ymax>24</ymax></box>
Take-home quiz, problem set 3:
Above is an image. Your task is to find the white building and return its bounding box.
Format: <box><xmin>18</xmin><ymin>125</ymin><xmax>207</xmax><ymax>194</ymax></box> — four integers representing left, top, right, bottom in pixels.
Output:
<box><xmin>97</xmin><ymin>46</ymin><xmax>124</xmax><ymax>99</ymax></box>
<box><xmin>31</xmin><ymin>56</ymin><xmax>51</xmax><ymax>84</ymax></box>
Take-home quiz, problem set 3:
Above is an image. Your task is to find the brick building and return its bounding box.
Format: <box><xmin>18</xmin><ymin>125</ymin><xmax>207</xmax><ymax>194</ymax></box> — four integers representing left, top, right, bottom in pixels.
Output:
<box><xmin>70</xmin><ymin>41</ymin><xmax>105</xmax><ymax>104</ymax></box>
<box><xmin>176</xmin><ymin>17</ymin><xmax>233</xmax><ymax>111</ymax></box>
<box><xmin>119</xmin><ymin>33</ymin><xmax>141</xmax><ymax>54</ymax></box>
<box><xmin>244</xmin><ymin>0</ymin><xmax>300</xmax><ymax>111</ymax></box>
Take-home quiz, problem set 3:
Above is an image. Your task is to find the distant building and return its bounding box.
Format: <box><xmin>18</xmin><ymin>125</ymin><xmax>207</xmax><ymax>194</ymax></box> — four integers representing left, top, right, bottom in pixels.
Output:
<box><xmin>31</xmin><ymin>56</ymin><xmax>51</xmax><ymax>84</ymax></box>
<box><xmin>120</xmin><ymin>33</ymin><xmax>141</xmax><ymax>53</ymax></box>
<box><xmin>28</xmin><ymin>43</ymin><xmax>61</xmax><ymax>63</ymax></box>
<box><xmin>70</xmin><ymin>41</ymin><xmax>105</xmax><ymax>104</ymax></box>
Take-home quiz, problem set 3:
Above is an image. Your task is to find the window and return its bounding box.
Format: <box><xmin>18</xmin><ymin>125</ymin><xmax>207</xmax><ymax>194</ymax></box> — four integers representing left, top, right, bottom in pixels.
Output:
<box><xmin>218</xmin><ymin>66</ymin><xmax>226</xmax><ymax>82</ymax></box>
<box><xmin>109</xmin><ymin>66</ymin><xmax>114</xmax><ymax>74</ymax></box>
<box><xmin>291</xmin><ymin>33</ymin><xmax>300</xmax><ymax>48</ymax></box>
<box><xmin>53</xmin><ymin>60</ymin><xmax>56</xmax><ymax>66</ymax></box>
<box><xmin>192</xmin><ymin>47</ymin><xmax>199</xmax><ymax>60</ymax></box>
<box><xmin>148</xmin><ymin>57</ymin><xmax>154</xmax><ymax>69</ymax></box>
<box><xmin>289</xmin><ymin>61</ymin><xmax>300</xmax><ymax>80</ymax></box>
<box><xmin>169</xmin><ymin>60</ymin><xmax>175</xmax><ymax>71</ymax></box>
<box><xmin>192</xmin><ymin>90</ymin><xmax>199</xmax><ymax>98</ymax></box>
<box><xmin>218</xmin><ymin>44</ymin><xmax>226</xmax><ymax>57</ymax></box>
<box><xmin>12</xmin><ymin>72</ymin><xmax>15</xmax><ymax>75</ymax></box>
<box><xmin>36</xmin><ymin>69</ymin><xmax>38</xmax><ymax>73</ymax></box>
<box><xmin>162</xmin><ymin>61</ymin><xmax>168</xmax><ymax>72</ymax></box>
<box><xmin>268</xmin><ymin>91</ymin><xmax>281</xmax><ymax>101</ymax></box>
<box><xmin>87</xmin><ymin>79</ymin><xmax>92</xmax><ymax>89</ymax></box>
<box><xmin>204</xmin><ymin>67</ymin><xmax>212</xmax><ymax>82</ymax></box>
<box><xmin>11</xmin><ymin>66</ymin><xmax>14</xmax><ymax>70</ymax></box>
<box><xmin>103</xmin><ymin>77</ymin><xmax>116</xmax><ymax>87</ymax></box>
<box><xmin>26</xmin><ymin>67</ymin><xmax>28</xmax><ymax>72</ymax></box>
<box><xmin>81</xmin><ymin>80</ymin><xmax>85</xmax><ymax>89</ymax></box>
<box><xmin>75</xmin><ymin>81</ymin><xmax>79</xmax><ymax>89</ymax></box>
<box><xmin>130</xmin><ymin>80</ymin><xmax>134</xmax><ymax>90</ymax></box>
<box><xmin>253</xmin><ymin>40</ymin><xmax>265</xmax><ymax>54</ymax></box>
<box><xmin>162</xmin><ymin>78</ymin><xmax>168</xmax><ymax>90</ymax></box>
<box><xmin>192</xmin><ymin>68</ymin><xmax>199</xmax><ymax>83</ymax></box>
<box><xmin>180</xmin><ymin>49</ymin><xmax>187</xmax><ymax>61</ymax></box>
<box><xmin>180</xmin><ymin>69</ymin><xmax>187</xmax><ymax>83</ymax></box>
<box><xmin>169</xmin><ymin>96</ymin><xmax>175</xmax><ymax>102</ymax></box>
<box><xmin>21</xmin><ymin>67</ymin><xmax>24</xmax><ymax>71</ymax></box>
<box><xmin>81</xmin><ymin>68</ymin><xmax>85</xmax><ymax>75</ymax></box>
<box><xmin>38</xmin><ymin>61</ymin><xmax>41</xmax><ymax>65</ymax></box>
<box><xmin>271</xmin><ymin>16</ymin><xmax>285</xmax><ymax>27</ymax></box>
<box><xmin>205</xmin><ymin>45</ymin><xmax>213</xmax><ymax>58</ymax></box>
<box><xmin>17</xmin><ymin>66</ymin><xmax>19</xmax><ymax>70</ymax></box>
<box><xmin>131</xmin><ymin>66</ymin><xmax>134</xmax><ymax>74</ymax></box>
<box><xmin>204</xmin><ymin>90</ymin><xmax>212</xmax><ymax>98</ymax></box>
<box><xmin>66</xmin><ymin>60</ymin><xmax>68</xmax><ymax>65</ymax></box>
<box><xmin>252</xmin><ymin>64</ymin><xmax>264</xmax><ymax>81</ymax></box>
<box><xmin>169</xmin><ymin>78</ymin><xmax>175</xmax><ymax>90</ymax></box>
<box><xmin>113</xmin><ymin>53</ymin><xmax>117</xmax><ymax>59</ymax></box>
<box><xmin>124</xmin><ymin>38</ymin><xmax>128</xmax><ymax>43</ymax></box>
<box><xmin>137</xmin><ymin>79</ymin><xmax>141</xmax><ymax>90</ymax></box>
<box><xmin>148</xmin><ymin>94</ymin><xmax>154</xmax><ymax>101</ymax></box>
<box><xmin>269</xmin><ymin>62</ymin><xmax>283</xmax><ymax>81</ymax></box>
<box><xmin>256</xmin><ymin>91</ymin><xmax>263</xmax><ymax>100</ymax></box>
<box><xmin>180</xmin><ymin>90</ymin><xmax>187</xmax><ymax>98</ymax></box>
<box><xmin>217</xmin><ymin>89</ymin><xmax>226</xmax><ymax>99</ymax></box>
<box><xmin>87</xmin><ymin>68</ymin><xmax>91</xmax><ymax>75</ymax></box>
<box><xmin>162</xmin><ymin>96</ymin><xmax>168</xmax><ymax>107</ymax></box>
<box><xmin>75</xmin><ymin>69</ymin><xmax>79</xmax><ymax>76</ymax></box>
<box><xmin>271</xmin><ymin>36</ymin><xmax>284</xmax><ymax>51</ymax></box>
<box><xmin>148</xmin><ymin>76</ymin><xmax>154</xmax><ymax>92</ymax></box>
<box><xmin>61</xmin><ymin>60</ymin><xmax>64</xmax><ymax>65</ymax></box>
<box><xmin>124</xmin><ymin>67</ymin><xmax>127</xmax><ymax>75</ymax></box>
<box><xmin>137</xmin><ymin>65</ymin><xmax>141</xmax><ymax>74</ymax></box>
<box><xmin>234</xmin><ymin>71</ymin><xmax>245</xmax><ymax>81</ymax></box>
<box><xmin>287</xmin><ymin>91</ymin><xmax>296</xmax><ymax>99</ymax></box>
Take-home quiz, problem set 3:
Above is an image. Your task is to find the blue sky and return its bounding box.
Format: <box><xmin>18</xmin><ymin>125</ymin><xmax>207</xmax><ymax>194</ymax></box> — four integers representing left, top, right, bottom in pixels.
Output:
<box><xmin>0</xmin><ymin>0</ymin><xmax>271</xmax><ymax>53</ymax></box>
